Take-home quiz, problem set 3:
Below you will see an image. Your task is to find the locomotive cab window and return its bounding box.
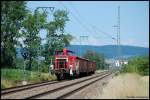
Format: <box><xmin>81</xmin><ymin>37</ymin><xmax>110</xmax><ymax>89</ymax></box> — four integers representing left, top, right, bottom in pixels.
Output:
<box><xmin>57</xmin><ymin>59</ymin><xmax>67</xmax><ymax>68</ymax></box>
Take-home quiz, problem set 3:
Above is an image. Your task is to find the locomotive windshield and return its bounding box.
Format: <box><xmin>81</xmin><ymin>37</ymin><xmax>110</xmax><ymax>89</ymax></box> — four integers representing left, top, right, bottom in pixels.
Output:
<box><xmin>57</xmin><ymin>59</ymin><xmax>67</xmax><ymax>68</ymax></box>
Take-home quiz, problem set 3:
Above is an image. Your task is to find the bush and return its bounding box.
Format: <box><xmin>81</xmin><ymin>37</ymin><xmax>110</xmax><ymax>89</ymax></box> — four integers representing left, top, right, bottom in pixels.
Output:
<box><xmin>121</xmin><ymin>56</ymin><xmax>149</xmax><ymax>76</ymax></box>
<box><xmin>40</xmin><ymin>61</ymin><xmax>49</xmax><ymax>73</ymax></box>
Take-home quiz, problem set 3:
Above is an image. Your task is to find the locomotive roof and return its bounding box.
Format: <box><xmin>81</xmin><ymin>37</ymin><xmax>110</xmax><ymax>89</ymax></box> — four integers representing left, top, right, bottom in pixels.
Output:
<box><xmin>55</xmin><ymin>50</ymin><xmax>75</xmax><ymax>53</ymax></box>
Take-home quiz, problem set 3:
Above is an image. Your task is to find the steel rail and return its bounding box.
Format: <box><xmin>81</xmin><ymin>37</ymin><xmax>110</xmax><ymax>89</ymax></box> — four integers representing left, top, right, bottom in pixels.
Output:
<box><xmin>27</xmin><ymin>71</ymin><xmax>112</xmax><ymax>99</ymax></box>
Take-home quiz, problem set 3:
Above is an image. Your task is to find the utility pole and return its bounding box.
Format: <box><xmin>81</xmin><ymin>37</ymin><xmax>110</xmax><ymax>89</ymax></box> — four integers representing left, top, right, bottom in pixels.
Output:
<box><xmin>23</xmin><ymin>60</ymin><xmax>27</xmax><ymax>85</ymax></box>
<box><xmin>113</xmin><ymin>6</ymin><xmax>121</xmax><ymax>68</ymax></box>
<box><xmin>21</xmin><ymin>47</ymin><xmax>29</xmax><ymax>85</ymax></box>
<box><xmin>34</xmin><ymin>7</ymin><xmax>54</xmax><ymax>75</ymax></box>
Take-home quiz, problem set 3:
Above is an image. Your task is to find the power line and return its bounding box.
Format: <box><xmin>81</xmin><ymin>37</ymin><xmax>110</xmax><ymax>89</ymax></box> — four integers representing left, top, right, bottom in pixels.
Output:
<box><xmin>92</xmin><ymin>26</ymin><xmax>116</xmax><ymax>40</ymax></box>
<box><xmin>92</xmin><ymin>33</ymin><xmax>116</xmax><ymax>45</ymax></box>
<box><xmin>59</xmin><ymin>1</ymin><xmax>92</xmax><ymax>56</ymax></box>
<box><xmin>59</xmin><ymin>2</ymin><xmax>104</xmax><ymax>44</ymax></box>
<box><xmin>59</xmin><ymin>1</ymin><xmax>117</xmax><ymax>48</ymax></box>
<box><xmin>59</xmin><ymin>1</ymin><xmax>93</xmax><ymax>36</ymax></box>
<box><xmin>69</xmin><ymin>2</ymin><xmax>116</xmax><ymax>41</ymax></box>
<box><xmin>68</xmin><ymin>2</ymin><xmax>97</xmax><ymax>36</ymax></box>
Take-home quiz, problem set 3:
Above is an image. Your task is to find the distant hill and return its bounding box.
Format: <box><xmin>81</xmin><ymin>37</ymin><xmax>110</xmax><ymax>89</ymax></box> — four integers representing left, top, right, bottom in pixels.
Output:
<box><xmin>67</xmin><ymin>45</ymin><xmax>149</xmax><ymax>59</ymax></box>
<box><xmin>16</xmin><ymin>45</ymin><xmax>149</xmax><ymax>59</ymax></box>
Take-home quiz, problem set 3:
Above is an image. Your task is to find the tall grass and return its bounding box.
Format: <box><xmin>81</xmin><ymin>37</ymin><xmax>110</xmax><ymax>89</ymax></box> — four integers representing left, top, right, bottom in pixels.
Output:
<box><xmin>1</xmin><ymin>68</ymin><xmax>57</xmax><ymax>89</ymax></box>
<box><xmin>97</xmin><ymin>73</ymin><xmax>149</xmax><ymax>99</ymax></box>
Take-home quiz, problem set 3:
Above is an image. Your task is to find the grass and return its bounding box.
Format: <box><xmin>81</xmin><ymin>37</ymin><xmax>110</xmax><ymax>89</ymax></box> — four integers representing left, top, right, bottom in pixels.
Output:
<box><xmin>1</xmin><ymin>68</ymin><xmax>57</xmax><ymax>89</ymax></box>
<box><xmin>1</xmin><ymin>79</ymin><xmax>15</xmax><ymax>89</ymax></box>
<box><xmin>97</xmin><ymin>73</ymin><xmax>149</xmax><ymax>99</ymax></box>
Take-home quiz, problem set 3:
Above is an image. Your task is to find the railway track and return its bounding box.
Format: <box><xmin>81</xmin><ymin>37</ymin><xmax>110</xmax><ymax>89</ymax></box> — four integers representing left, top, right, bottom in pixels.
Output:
<box><xmin>28</xmin><ymin>71</ymin><xmax>112</xmax><ymax>99</ymax></box>
<box><xmin>1</xmin><ymin>80</ymin><xmax>61</xmax><ymax>95</ymax></box>
<box><xmin>1</xmin><ymin>71</ymin><xmax>113</xmax><ymax>99</ymax></box>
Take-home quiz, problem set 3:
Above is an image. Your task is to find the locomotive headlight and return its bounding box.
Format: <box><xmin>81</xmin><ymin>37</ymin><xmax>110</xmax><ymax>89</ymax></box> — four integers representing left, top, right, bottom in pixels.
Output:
<box><xmin>69</xmin><ymin>64</ymin><xmax>73</xmax><ymax>75</ymax></box>
<box><xmin>66</xmin><ymin>58</ymin><xmax>68</xmax><ymax>62</ymax></box>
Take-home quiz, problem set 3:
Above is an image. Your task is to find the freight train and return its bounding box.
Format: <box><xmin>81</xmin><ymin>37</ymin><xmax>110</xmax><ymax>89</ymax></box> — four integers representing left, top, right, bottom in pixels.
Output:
<box><xmin>51</xmin><ymin>48</ymin><xmax>96</xmax><ymax>80</ymax></box>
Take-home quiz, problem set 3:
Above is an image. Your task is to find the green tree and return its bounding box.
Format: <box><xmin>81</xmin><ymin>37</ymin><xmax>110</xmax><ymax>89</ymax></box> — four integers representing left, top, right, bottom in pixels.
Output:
<box><xmin>44</xmin><ymin>9</ymin><xmax>73</xmax><ymax>64</ymax></box>
<box><xmin>83</xmin><ymin>50</ymin><xmax>107</xmax><ymax>70</ymax></box>
<box><xmin>22</xmin><ymin>11</ymin><xmax>47</xmax><ymax>70</ymax></box>
<box><xmin>1</xmin><ymin>1</ymin><xmax>28</xmax><ymax>68</ymax></box>
<box><xmin>121</xmin><ymin>56</ymin><xmax>149</xmax><ymax>75</ymax></box>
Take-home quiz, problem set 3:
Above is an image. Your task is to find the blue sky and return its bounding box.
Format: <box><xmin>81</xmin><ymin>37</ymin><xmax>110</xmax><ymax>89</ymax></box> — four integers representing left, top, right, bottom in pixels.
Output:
<box><xmin>27</xmin><ymin>1</ymin><xmax>149</xmax><ymax>47</ymax></box>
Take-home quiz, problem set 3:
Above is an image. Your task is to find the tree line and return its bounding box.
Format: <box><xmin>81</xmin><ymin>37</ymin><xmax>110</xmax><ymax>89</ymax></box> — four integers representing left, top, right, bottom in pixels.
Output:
<box><xmin>1</xmin><ymin>1</ymin><xmax>73</xmax><ymax>71</ymax></box>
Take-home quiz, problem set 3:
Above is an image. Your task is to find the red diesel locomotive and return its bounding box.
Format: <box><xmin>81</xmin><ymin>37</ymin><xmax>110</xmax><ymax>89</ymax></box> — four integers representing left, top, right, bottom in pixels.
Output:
<box><xmin>52</xmin><ymin>48</ymin><xmax>96</xmax><ymax>80</ymax></box>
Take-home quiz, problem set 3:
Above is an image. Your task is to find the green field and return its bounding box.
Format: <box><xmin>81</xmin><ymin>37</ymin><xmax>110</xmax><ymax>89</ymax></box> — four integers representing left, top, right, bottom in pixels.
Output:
<box><xmin>1</xmin><ymin>68</ymin><xmax>57</xmax><ymax>89</ymax></box>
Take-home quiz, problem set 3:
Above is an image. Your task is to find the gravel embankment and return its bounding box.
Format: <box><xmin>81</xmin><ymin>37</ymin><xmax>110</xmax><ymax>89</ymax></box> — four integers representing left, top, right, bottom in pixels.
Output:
<box><xmin>64</xmin><ymin>72</ymin><xmax>115</xmax><ymax>99</ymax></box>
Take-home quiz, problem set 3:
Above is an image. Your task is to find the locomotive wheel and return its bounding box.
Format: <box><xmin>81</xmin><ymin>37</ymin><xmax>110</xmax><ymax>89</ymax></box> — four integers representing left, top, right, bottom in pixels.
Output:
<box><xmin>60</xmin><ymin>72</ymin><xmax>64</xmax><ymax>80</ymax></box>
<box><xmin>57</xmin><ymin>73</ymin><xmax>63</xmax><ymax>80</ymax></box>
<box><xmin>57</xmin><ymin>70</ymin><xmax>65</xmax><ymax>80</ymax></box>
<box><xmin>60</xmin><ymin>69</ymin><xmax>65</xmax><ymax>80</ymax></box>
<box><xmin>56</xmin><ymin>74</ymin><xmax>61</xmax><ymax>81</ymax></box>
